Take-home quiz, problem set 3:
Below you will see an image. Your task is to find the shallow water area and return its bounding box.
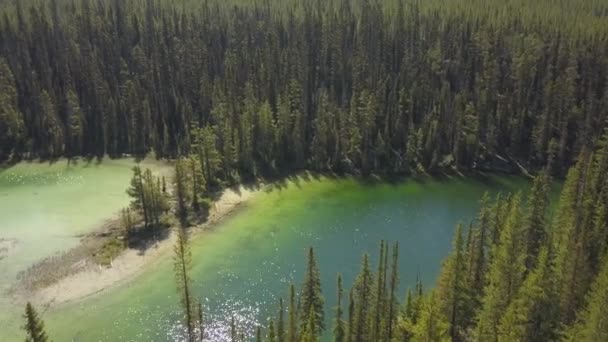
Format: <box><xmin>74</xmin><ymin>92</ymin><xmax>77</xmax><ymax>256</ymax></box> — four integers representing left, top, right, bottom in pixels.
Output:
<box><xmin>0</xmin><ymin>158</ymin><xmax>170</xmax><ymax>339</ymax></box>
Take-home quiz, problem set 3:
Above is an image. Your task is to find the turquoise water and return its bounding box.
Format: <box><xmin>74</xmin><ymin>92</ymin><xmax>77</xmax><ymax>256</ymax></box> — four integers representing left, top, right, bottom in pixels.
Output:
<box><xmin>33</xmin><ymin>175</ymin><xmax>533</xmax><ymax>341</ymax></box>
<box><xmin>0</xmin><ymin>159</ymin><xmax>170</xmax><ymax>340</ymax></box>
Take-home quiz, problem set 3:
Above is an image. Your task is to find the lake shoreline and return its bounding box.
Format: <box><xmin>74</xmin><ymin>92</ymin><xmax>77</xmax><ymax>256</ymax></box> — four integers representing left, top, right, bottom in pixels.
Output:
<box><xmin>9</xmin><ymin>168</ymin><xmax>531</xmax><ymax>312</ymax></box>
<box><xmin>15</xmin><ymin>185</ymin><xmax>259</xmax><ymax>310</ymax></box>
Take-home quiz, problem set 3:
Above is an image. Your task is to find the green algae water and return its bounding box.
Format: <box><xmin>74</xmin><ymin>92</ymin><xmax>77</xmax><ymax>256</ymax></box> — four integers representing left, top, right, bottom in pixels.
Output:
<box><xmin>19</xmin><ymin>175</ymin><xmax>533</xmax><ymax>342</ymax></box>
<box><xmin>0</xmin><ymin>159</ymin><xmax>169</xmax><ymax>339</ymax></box>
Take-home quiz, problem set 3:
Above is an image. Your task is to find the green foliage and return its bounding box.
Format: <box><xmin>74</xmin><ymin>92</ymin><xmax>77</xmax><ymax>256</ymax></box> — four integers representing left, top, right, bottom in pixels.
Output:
<box><xmin>192</xmin><ymin>126</ymin><xmax>222</xmax><ymax>187</ymax></box>
<box><xmin>1</xmin><ymin>0</ymin><xmax>606</xmax><ymax>178</ymax></box>
<box><xmin>0</xmin><ymin>58</ymin><xmax>24</xmax><ymax>161</ymax></box>
<box><xmin>288</xmin><ymin>284</ymin><xmax>298</xmax><ymax>342</ymax></box>
<box><xmin>352</xmin><ymin>253</ymin><xmax>373</xmax><ymax>342</ymax></box>
<box><xmin>23</xmin><ymin>302</ymin><xmax>49</xmax><ymax>342</ymax></box>
<box><xmin>333</xmin><ymin>274</ymin><xmax>346</xmax><ymax>342</ymax></box>
<box><xmin>498</xmin><ymin>248</ymin><xmax>558</xmax><ymax>341</ymax></box>
<box><xmin>411</xmin><ymin>292</ymin><xmax>450</xmax><ymax>342</ymax></box>
<box><xmin>299</xmin><ymin>247</ymin><xmax>325</xmax><ymax>336</ymax></box>
<box><xmin>173</xmin><ymin>226</ymin><xmax>196</xmax><ymax>342</ymax></box>
<box><xmin>566</xmin><ymin>256</ymin><xmax>608</xmax><ymax>342</ymax></box>
<box><xmin>436</xmin><ymin>224</ymin><xmax>471</xmax><ymax>341</ymax></box>
<box><xmin>126</xmin><ymin>165</ymin><xmax>169</xmax><ymax>233</ymax></box>
<box><xmin>175</xmin><ymin>159</ymin><xmax>191</xmax><ymax>227</ymax></box>
<box><xmin>277</xmin><ymin>298</ymin><xmax>285</xmax><ymax>342</ymax></box>
<box><xmin>267</xmin><ymin>319</ymin><xmax>276</xmax><ymax>342</ymax></box>
<box><xmin>95</xmin><ymin>238</ymin><xmax>125</xmax><ymax>266</ymax></box>
<box><xmin>120</xmin><ymin>208</ymin><xmax>135</xmax><ymax>236</ymax></box>
<box><xmin>476</xmin><ymin>193</ymin><xmax>527</xmax><ymax>341</ymax></box>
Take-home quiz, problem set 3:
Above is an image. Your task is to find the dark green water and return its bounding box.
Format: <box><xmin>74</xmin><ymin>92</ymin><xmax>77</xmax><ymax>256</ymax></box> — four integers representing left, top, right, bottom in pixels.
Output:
<box><xmin>10</xmin><ymin>175</ymin><xmax>533</xmax><ymax>341</ymax></box>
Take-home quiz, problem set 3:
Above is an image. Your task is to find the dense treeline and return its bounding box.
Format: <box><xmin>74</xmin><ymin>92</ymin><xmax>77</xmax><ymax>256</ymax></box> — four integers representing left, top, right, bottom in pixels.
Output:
<box><xmin>2</xmin><ymin>0</ymin><xmax>608</xmax><ymax>178</ymax></box>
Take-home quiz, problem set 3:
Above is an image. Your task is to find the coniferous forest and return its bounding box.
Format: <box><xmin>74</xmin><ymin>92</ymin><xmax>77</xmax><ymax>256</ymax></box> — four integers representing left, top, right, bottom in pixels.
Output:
<box><xmin>2</xmin><ymin>0</ymin><xmax>608</xmax><ymax>178</ymax></box>
<box><xmin>5</xmin><ymin>0</ymin><xmax>608</xmax><ymax>341</ymax></box>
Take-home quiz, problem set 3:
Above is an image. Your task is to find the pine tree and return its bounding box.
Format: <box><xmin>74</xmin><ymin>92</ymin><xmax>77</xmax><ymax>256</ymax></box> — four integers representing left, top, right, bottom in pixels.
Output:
<box><xmin>23</xmin><ymin>303</ymin><xmax>49</xmax><ymax>342</ymax></box>
<box><xmin>65</xmin><ymin>89</ymin><xmax>83</xmax><ymax>156</ymax></box>
<box><xmin>173</xmin><ymin>226</ymin><xmax>196</xmax><ymax>342</ymax></box>
<box><xmin>347</xmin><ymin>289</ymin><xmax>355</xmax><ymax>342</ymax></box>
<box><xmin>476</xmin><ymin>193</ymin><xmax>526</xmax><ymax>342</ymax></box>
<box><xmin>127</xmin><ymin>165</ymin><xmax>149</xmax><ymax>228</ymax></box>
<box><xmin>386</xmin><ymin>241</ymin><xmax>399</xmax><ymax>340</ymax></box>
<box><xmin>230</xmin><ymin>315</ymin><xmax>237</xmax><ymax>342</ymax></box>
<box><xmin>299</xmin><ymin>247</ymin><xmax>324</xmax><ymax>336</ymax></box>
<box><xmin>498</xmin><ymin>248</ymin><xmax>558</xmax><ymax>341</ymax></box>
<box><xmin>197</xmin><ymin>300</ymin><xmax>204</xmax><ymax>342</ymax></box>
<box><xmin>436</xmin><ymin>224</ymin><xmax>470</xmax><ymax>342</ymax></box>
<box><xmin>142</xmin><ymin>168</ymin><xmax>169</xmax><ymax>233</ymax></box>
<box><xmin>352</xmin><ymin>254</ymin><xmax>373</xmax><ymax>342</ymax></box>
<box><xmin>256</xmin><ymin>326</ymin><xmax>262</xmax><ymax>342</ymax></box>
<box><xmin>192</xmin><ymin>125</ymin><xmax>222</xmax><ymax>188</ymax></box>
<box><xmin>301</xmin><ymin>307</ymin><xmax>318</xmax><ymax>342</ymax></box>
<box><xmin>333</xmin><ymin>274</ymin><xmax>346</xmax><ymax>342</ymax></box>
<box><xmin>0</xmin><ymin>58</ymin><xmax>24</xmax><ymax>161</ymax></box>
<box><xmin>278</xmin><ymin>298</ymin><xmax>285</xmax><ymax>342</ymax></box>
<box><xmin>268</xmin><ymin>319</ymin><xmax>276</xmax><ymax>342</ymax></box>
<box><xmin>288</xmin><ymin>284</ymin><xmax>298</xmax><ymax>342</ymax></box>
<box><xmin>39</xmin><ymin>90</ymin><xmax>64</xmax><ymax>157</ymax></box>
<box><xmin>468</xmin><ymin>193</ymin><xmax>491</xmax><ymax>295</ymax></box>
<box><xmin>411</xmin><ymin>292</ymin><xmax>450</xmax><ymax>342</ymax></box>
<box><xmin>552</xmin><ymin>153</ymin><xmax>593</xmax><ymax>325</ymax></box>
<box><xmin>566</xmin><ymin>256</ymin><xmax>608</xmax><ymax>342</ymax></box>
<box><xmin>524</xmin><ymin>172</ymin><xmax>550</xmax><ymax>268</ymax></box>
<box><xmin>175</xmin><ymin>158</ymin><xmax>190</xmax><ymax>227</ymax></box>
<box><xmin>371</xmin><ymin>241</ymin><xmax>387</xmax><ymax>341</ymax></box>
<box><xmin>189</xmin><ymin>155</ymin><xmax>206</xmax><ymax>214</ymax></box>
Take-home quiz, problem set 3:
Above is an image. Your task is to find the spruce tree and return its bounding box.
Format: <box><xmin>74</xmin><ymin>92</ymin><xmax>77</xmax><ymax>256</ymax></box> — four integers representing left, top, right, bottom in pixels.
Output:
<box><xmin>524</xmin><ymin>172</ymin><xmax>550</xmax><ymax>269</ymax></box>
<box><xmin>301</xmin><ymin>307</ymin><xmax>318</xmax><ymax>342</ymax></box>
<box><xmin>371</xmin><ymin>241</ymin><xmax>386</xmax><ymax>341</ymax></box>
<box><xmin>173</xmin><ymin>226</ymin><xmax>196</xmax><ymax>342</ymax></box>
<box><xmin>386</xmin><ymin>241</ymin><xmax>399</xmax><ymax>340</ymax></box>
<box><xmin>333</xmin><ymin>274</ymin><xmax>346</xmax><ymax>342</ymax></box>
<box><xmin>175</xmin><ymin>159</ymin><xmax>190</xmax><ymax>227</ymax></box>
<box><xmin>566</xmin><ymin>256</ymin><xmax>608</xmax><ymax>342</ymax></box>
<box><xmin>0</xmin><ymin>58</ymin><xmax>24</xmax><ymax>161</ymax></box>
<box><xmin>352</xmin><ymin>254</ymin><xmax>373</xmax><ymax>342</ymax></box>
<box><xmin>436</xmin><ymin>224</ymin><xmax>470</xmax><ymax>342</ymax></box>
<box><xmin>127</xmin><ymin>165</ymin><xmax>148</xmax><ymax>228</ymax></box>
<box><xmin>476</xmin><ymin>193</ymin><xmax>526</xmax><ymax>341</ymax></box>
<box><xmin>299</xmin><ymin>247</ymin><xmax>324</xmax><ymax>336</ymax></box>
<box><xmin>197</xmin><ymin>300</ymin><xmax>204</xmax><ymax>341</ymax></box>
<box><xmin>552</xmin><ymin>153</ymin><xmax>593</xmax><ymax>325</ymax></box>
<box><xmin>468</xmin><ymin>192</ymin><xmax>491</xmax><ymax>295</ymax></box>
<box><xmin>498</xmin><ymin>248</ymin><xmax>558</xmax><ymax>341</ymax></box>
<box><xmin>411</xmin><ymin>292</ymin><xmax>449</xmax><ymax>342</ymax></box>
<box><xmin>277</xmin><ymin>298</ymin><xmax>285</xmax><ymax>342</ymax></box>
<box><xmin>23</xmin><ymin>303</ymin><xmax>49</xmax><ymax>342</ymax></box>
<box><xmin>268</xmin><ymin>319</ymin><xmax>276</xmax><ymax>342</ymax></box>
<box><xmin>347</xmin><ymin>289</ymin><xmax>355</xmax><ymax>342</ymax></box>
<box><xmin>288</xmin><ymin>284</ymin><xmax>298</xmax><ymax>342</ymax></box>
<box><xmin>230</xmin><ymin>316</ymin><xmax>236</xmax><ymax>342</ymax></box>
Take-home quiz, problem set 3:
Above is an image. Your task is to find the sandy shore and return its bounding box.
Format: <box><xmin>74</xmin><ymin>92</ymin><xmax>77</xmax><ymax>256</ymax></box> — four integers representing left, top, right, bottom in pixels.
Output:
<box><xmin>29</xmin><ymin>186</ymin><xmax>257</xmax><ymax>308</ymax></box>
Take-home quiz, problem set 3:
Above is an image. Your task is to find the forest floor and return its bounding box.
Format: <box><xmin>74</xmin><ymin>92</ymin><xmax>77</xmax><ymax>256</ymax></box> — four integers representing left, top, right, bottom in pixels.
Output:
<box><xmin>13</xmin><ymin>185</ymin><xmax>259</xmax><ymax>309</ymax></box>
